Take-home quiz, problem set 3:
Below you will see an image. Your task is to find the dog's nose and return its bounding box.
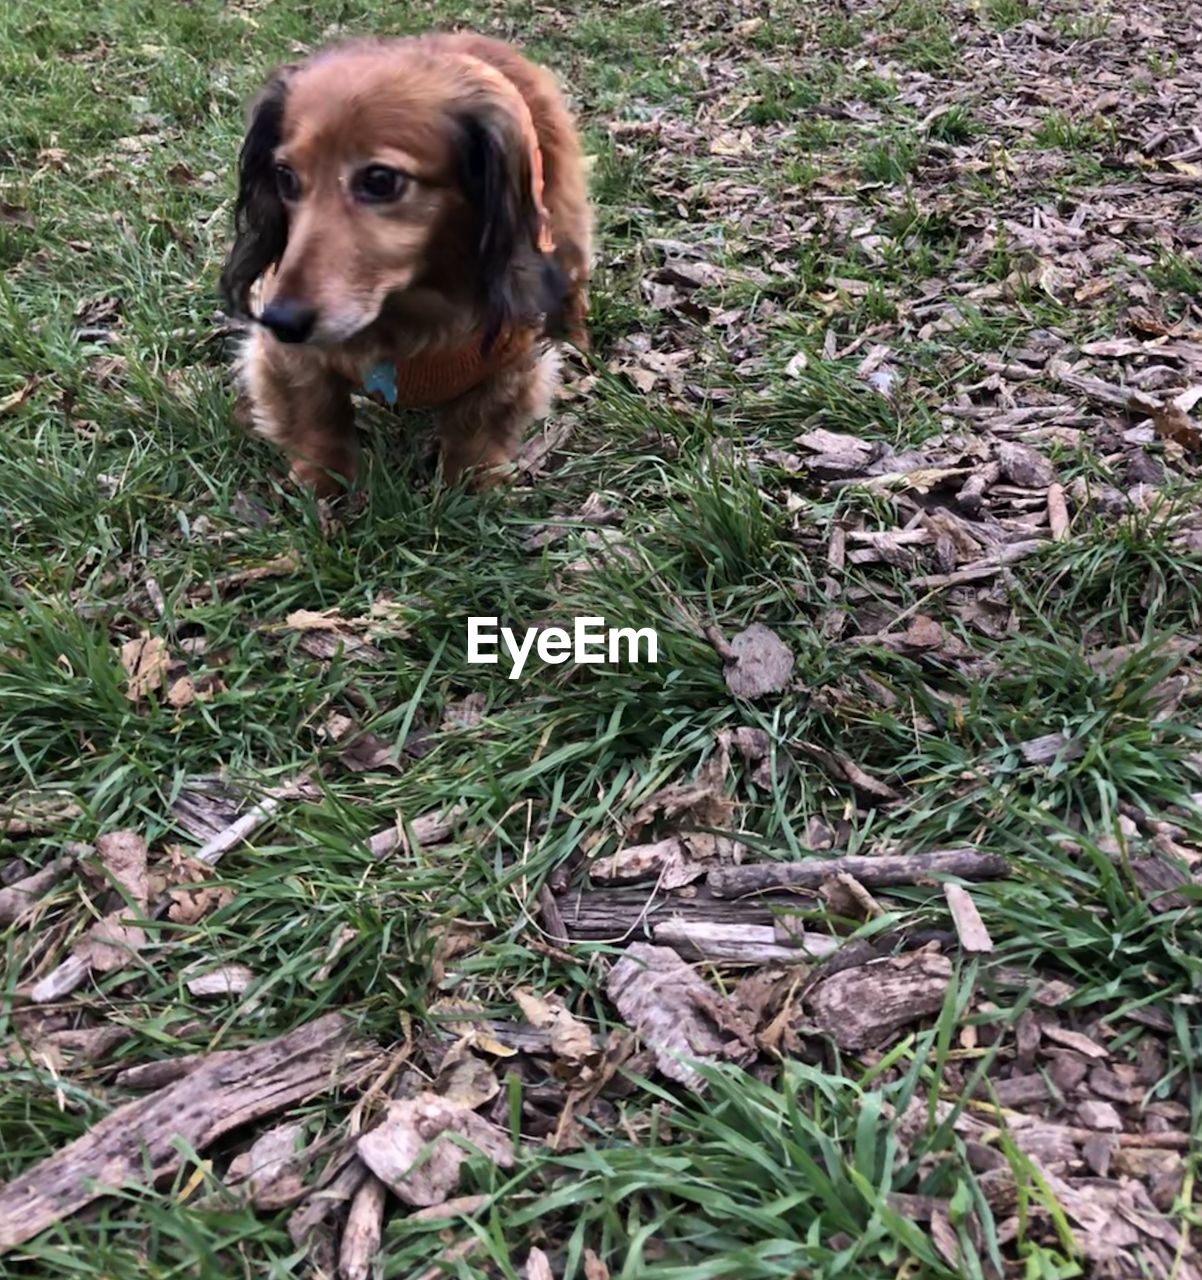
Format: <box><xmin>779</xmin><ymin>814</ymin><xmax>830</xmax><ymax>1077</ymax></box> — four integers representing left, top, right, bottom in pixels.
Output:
<box><xmin>260</xmin><ymin>299</ymin><xmax>316</xmax><ymax>344</ymax></box>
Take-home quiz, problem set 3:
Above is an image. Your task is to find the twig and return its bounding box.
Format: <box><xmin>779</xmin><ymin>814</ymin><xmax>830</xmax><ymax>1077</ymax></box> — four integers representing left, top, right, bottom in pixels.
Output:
<box><xmin>910</xmin><ymin>539</ymin><xmax>1046</xmax><ymax>589</ymax></box>
<box><xmin>0</xmin><ymin>857</ymin><xmax>76</xmax><ymax>926</ymax></box>
<box><xmin>367</xmin><ymin>805</ymin><xmax>465</xmax><ymax>860</ymax></box>
<box><xmin>1046</xmin><ymin>483</ymin><xmax>1069</xmax><ymax>541</ymax></box>
<box><xmin>708</xmin><ymin>848</ymin><xmax>1010</xmax><ymax>899</ymax></box>
<box><xmin>703</xmin><ymin>625</ymin><xmax>735</xmax><ymax>662</ymax></box>
<box><xmin>652</xmin><ymin>920</ymin><xmax>837</xmax><ymax>963</ymax></box>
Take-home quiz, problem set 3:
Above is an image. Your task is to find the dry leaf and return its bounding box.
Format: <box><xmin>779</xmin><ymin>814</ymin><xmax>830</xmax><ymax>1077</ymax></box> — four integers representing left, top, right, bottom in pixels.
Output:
<box><xmin>166</xmin><ymin>676</ymin><xmax>196</xmax><ymax>709</ymax></box>
<box><xmin>606</xmin><ymin>943</ymin><xmax>754</xmax><ymax>1087</ymax></box>
<box><xmin>436</xmin><ymin>1040</ymin><xmax>501</xmax><ymax>1108</ymax></box>
<box><xmin>583</xmin><ymin>1248</ymin><xmax>610</xmax><ymax>1280</ymax></box>
<box><xmin>525</xmin><ymin>1248</ymin><xmax>554</xmax><ymax>1280</ymax></box>
<box><xmin>338</xmin><ymin>731</ymin><xmax>398</xmax><ymax>774</ymax></box>
<box><xmin>514</xmin><ymin>988</ymin><xmax>597</xmax><ymax>1064</ymax></box>
<box><xmin>628</xmin><ymin>750</ymin><xmax>733</xmax><ymax>836</ymax></box>
<box><xmin>1151</xmin><ymin>399</ymin><xmax>1202</xmax><ymax>453</ymax></box>
<box><xmin>93</xmin><ymin>830</ymin><xmax>148</xmax><ymax>901</ymax></box>
<box><xmin>589</xmin><ymin>836</ymin><xmax>694</xmax><ymax>886</ymax></box>
<box><xmin>357</xmin><ymin>1094</ymin><xmax>513</xmax><ymax>1207</ymax></box>
<box><xmin>442</xmin><ymin>692</ymin><xmax>486</xmax><ymax>730</ymax></box>
<box><xmin>166</xmin><ymin>850</ymin><xmax>234</xmax><ymax>924</ymax></box>
<box><xmin>121</xmin><ymin>633</ymin><xmax>171</xmax><ymax>702</ymax></box>
<box><xmin>0</xmin><ymin>375</ymin><xmax>39</xmax><ymax>416</ymax></box>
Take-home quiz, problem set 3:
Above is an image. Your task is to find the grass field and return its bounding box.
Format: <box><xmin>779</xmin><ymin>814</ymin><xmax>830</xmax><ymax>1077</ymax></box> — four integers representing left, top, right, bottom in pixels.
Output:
<box><xmin>2</xmin><ymin>0</ymin><xmax>1201</xmax><ymax>1276</ymax></box>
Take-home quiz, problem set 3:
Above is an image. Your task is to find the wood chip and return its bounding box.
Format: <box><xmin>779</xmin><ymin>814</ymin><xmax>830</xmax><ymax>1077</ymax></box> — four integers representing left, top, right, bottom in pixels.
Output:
<box><xmin>606</xmin><ymin>942</ymin><xmax>753</xmax><ymax>1087</ymax></box>
<box><xmin>808</xmin><ymin>952</ymin><xmax>953</xmax><ymax>1050</ymax></box>
<box><xmin>338</xmin><ymin>1174</ymin><xmax>387</xmax><ymax>1280</ymax></box>
<box><xmin>0</xmin><ymin>1014</ymin><xmax>371</xmax><ymax>1252</ymax></box>
<box><xmin>226</xmin><ymin>1120</ymin><xmax>307</xmax><ymax>1209</ymax></box>
<box><xmin>0</xmin><ymin>857</ymin><xmax>75</xmax><ymax>926</ymax></box>
<box><xmin>188</xmin><ymin>550</ymin><xmax>300</xmax><ymax>602</ymax></box>
<box><xmin>0</xmin><ymin>792</ymin><xmax>83</xmax><ymax>837</ymax></box>
<box><xmin>1047</xmin><ymin>482</ymin><xmax>1069</xmax><ymax>540</ymax></box>
<box><xmin>367</xmin><ymin>805</ymin><xmax>465</xmax><ymax>860</ymax></box>
<box><xmin>185</xmin><ymin>964</ymin><xmax>255</xmax><ymax>997</ymax></box>
<box><xmin>356</xmin><ymin>1094</ymin><xmax>513</xmax><ymax>1206</ymax></box>
<box><xmin>943</xmin><ymin>884</ymin><xmax>994</xmax><ymax>953</ymax></box>
<box><xmin>1042</xmin><ymin>1025</ymin><xmax>1109</xmax><ymax>1059</ymax></box>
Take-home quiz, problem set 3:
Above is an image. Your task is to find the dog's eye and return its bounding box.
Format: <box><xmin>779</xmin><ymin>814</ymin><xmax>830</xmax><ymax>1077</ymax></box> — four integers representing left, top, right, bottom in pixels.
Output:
<box><xmin>274</xmin><ymin>164</ymin><xmax>301</xmax><ymax>201</ymax></box>
<box><xmin>351</xmin><ymin>165</ymin><xmax>407</xmax><ymax>204</ymax></box>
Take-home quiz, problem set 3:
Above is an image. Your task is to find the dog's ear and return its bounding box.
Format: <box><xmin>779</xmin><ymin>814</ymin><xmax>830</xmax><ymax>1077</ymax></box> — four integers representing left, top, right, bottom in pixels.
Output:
<box><xmin>456</xmin><ymin>112</ymin><xmax>568</xmax><ymax>350</ymax></box>
<box><xmin>220</xmin><ymin>68</ymin><xmax>294</xmax><ymax>317</ymax></box>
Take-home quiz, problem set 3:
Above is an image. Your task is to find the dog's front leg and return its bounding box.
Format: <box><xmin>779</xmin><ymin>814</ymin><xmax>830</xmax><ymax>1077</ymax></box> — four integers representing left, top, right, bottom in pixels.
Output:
<box><xmin>239</xmin><ymin>329</ymin><xmax>357</xmax><ymax>498</ymax></box>
<box><xmin>437</xmin><ymin>347</ymin><xmax>560</xmax><ymax>490</ymax></box>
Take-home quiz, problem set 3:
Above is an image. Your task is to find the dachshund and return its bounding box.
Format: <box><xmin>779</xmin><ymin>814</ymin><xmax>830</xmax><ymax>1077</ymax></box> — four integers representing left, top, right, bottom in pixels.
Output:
<box><xmin>220</xmin><ymin>33</ymin><xmax>591</xmax><ymax>497</ymax></box>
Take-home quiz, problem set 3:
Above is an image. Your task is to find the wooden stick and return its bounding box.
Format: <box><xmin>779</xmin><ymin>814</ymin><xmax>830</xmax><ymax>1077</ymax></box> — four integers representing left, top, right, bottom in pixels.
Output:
<box><xmin>1046</xmin><ymin>483</ymin><xmax>1069</xmax><ymax>541</ymax></box>
<box><xmin>537</xmin><ymin>884</ymin><xmax>568</xmax><ymax>944</ymax></box>
<box><xmin>194</xmin><ymin>794</ymin><xmax>281</xmax><ymax>867</ymax></box>
<box><xmin>560</xmin><ymin>883</ymin><xmax>786</xmax><ymax>940</ymax></box>
<box><xmin>338</xmin><ymin>1173</ymin><xmax>387</xmax><ymax>1280</ymax></box>
<box><xmin>0</xmin><ymin>857</ymin><xmax>75</xmax><ymax>926</ymax></box>
<box><xmin>367</xmin><ymin>805</ymin><xmax>464</xmax><ymax>861</ymax></box>
<box><xmin>0</xmin><ymin>1013</ymin><xmax>372</xmax><ymax>1252</ymax></box>
<box><xmin>652</xmin><ymin>920</ymin><xmax>837</xmax><ymax>964</ymax></box>
<box><xmin>708</xmin><ymin>848</ymin><xmax>1010</xmax><ymax>899</ymax></box>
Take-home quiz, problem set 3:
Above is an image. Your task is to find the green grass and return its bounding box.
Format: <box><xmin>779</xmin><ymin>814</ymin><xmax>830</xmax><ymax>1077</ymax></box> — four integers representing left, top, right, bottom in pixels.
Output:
<box><xmin>2</xmin><ymin>0</ymin><xmax>1201</xmax><ymax>1276</ymax></box>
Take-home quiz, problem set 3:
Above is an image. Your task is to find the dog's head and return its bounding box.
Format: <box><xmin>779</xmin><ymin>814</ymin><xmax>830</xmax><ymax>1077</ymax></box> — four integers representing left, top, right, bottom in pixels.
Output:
<box><xmin>219</xmin><ymin>40</ymin><xmax>566</xmax><ymax>348</ymax></box>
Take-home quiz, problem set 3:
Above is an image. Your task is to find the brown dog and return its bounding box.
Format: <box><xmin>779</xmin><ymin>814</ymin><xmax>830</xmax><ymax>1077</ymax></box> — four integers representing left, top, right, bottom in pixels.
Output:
<box><xmin>220</xmin><ymin>33</ymin><xmax>591</xmax><ymax>496</ymax></box>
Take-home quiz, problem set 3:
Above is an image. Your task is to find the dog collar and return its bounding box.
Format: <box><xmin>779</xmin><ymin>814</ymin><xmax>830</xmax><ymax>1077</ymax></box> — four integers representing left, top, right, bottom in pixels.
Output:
<box><xmin>362</xmin><ymin>361</ymin><xmax>398</xmax><ymax>405</ymax></box>
<box><xmin>361</xmin><ymin>327</ymin><xmax>535</xmax><ymax>411</ymax></box>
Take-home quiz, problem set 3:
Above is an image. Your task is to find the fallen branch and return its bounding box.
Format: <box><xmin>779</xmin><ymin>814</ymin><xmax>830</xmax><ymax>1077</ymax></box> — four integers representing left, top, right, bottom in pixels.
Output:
<box><xmin>708</xmin><ymin>848</ymin><xmax>1010</xmax><ymax>899</ymax></box>
<box><xmin>0</xmin><ymin>1013</ymin><xmax>373</xmax><ymax>1252</ymax></box>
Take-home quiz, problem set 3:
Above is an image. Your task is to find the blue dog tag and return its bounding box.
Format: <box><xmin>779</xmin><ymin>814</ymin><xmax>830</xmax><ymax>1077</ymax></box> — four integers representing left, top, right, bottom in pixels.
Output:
<box><xmin>362</xmin><ymin>361</ymin><xmax>397</xmax><ymax>405</ymax></box>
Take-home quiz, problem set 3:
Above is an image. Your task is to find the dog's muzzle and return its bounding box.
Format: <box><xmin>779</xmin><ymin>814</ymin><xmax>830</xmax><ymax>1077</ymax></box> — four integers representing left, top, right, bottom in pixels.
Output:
<box><xmin>259</xmin><ymin>299</ymin><xmax>316</xmax><ymax>344</ymax></box>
